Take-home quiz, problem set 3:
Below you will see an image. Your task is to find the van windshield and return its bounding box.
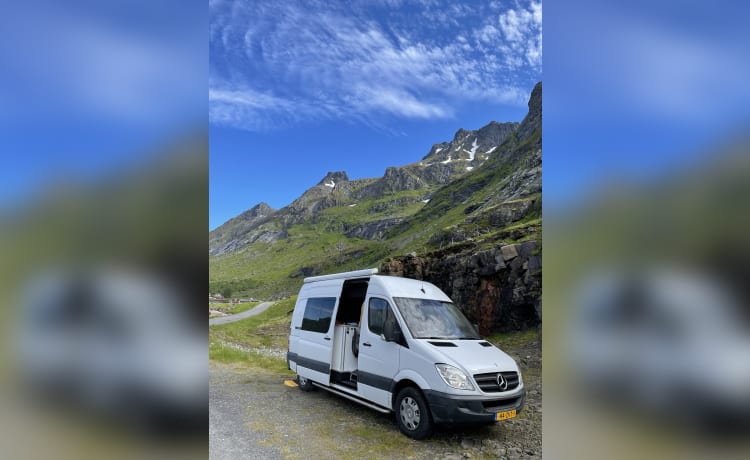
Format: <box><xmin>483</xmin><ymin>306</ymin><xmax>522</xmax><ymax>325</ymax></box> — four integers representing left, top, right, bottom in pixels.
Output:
<box><xmin>393</xmin><ymin>297</ymin><xmax>481</xmax><ymax>340</ymax></box>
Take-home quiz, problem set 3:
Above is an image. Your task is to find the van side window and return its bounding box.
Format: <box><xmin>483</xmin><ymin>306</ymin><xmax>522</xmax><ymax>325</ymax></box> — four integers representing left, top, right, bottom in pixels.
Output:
<box><xmin>301</xmin><ymin>297</ymin><xmax>336</xmax><ymax>333</ymax></box>
<box><xmin>368</xmin><ymin>298</ymin><xmax>389</xmax><ymax>335</ymax></box>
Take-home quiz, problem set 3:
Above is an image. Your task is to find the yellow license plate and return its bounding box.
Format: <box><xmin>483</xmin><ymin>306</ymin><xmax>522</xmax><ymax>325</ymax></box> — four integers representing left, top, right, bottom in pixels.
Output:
<box><xmin>496</xmin><ymin>409</ymin><xmax>516</xmax><ymax>421</ymax></box>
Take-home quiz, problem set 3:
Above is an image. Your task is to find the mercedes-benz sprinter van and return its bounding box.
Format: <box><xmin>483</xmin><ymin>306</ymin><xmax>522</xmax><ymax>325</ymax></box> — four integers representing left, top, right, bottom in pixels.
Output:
<box><xmin>287</xmin><ymin>268</ymin><xmax>525</xmax><ymax>439</ymax></box>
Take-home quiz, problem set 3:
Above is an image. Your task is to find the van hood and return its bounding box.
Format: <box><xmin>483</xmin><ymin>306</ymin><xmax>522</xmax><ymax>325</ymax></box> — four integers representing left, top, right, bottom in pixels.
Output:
<box><xmin>425</xmin><ymin>340</ymin><xmax>519</xmax><ymax>374</ymax></box>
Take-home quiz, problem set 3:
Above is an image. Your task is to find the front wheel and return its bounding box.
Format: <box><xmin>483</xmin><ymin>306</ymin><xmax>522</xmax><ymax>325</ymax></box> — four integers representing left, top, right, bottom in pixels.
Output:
<box><xmin>297</xmin><ymin>375</ymin><xmax>315</xmax><ymax>392</ymax></box>
<box><xmin>395</xmin><ymin>387</ymin><xmax>433</xmax><ymax>439</ymax></box>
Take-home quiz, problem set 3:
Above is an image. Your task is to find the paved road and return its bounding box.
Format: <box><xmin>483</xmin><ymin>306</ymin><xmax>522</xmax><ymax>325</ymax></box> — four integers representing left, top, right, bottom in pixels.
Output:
<box><xmin>209</xmin><ymin>301</ymin><xmax>275</xmax><ymax>326</ymax></box>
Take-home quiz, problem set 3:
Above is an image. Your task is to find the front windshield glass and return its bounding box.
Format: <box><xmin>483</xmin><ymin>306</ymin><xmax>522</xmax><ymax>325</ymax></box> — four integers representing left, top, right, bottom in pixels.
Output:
<box><xmin>393</xmin><ymin>297</ymin><xmax>480</xmax><ymax>339</ymax></box>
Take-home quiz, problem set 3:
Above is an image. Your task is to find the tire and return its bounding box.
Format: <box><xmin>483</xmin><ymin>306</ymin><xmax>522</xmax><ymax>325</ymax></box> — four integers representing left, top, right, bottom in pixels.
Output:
<box><xmin>297</xmin><ymin>375</ymin><xmax>315</xmax><ymax>392</ymax></box>
<box><xmin>395</xmin><ymin>387</ymin><xmax>433</xmax><ymax>439</ymax></box>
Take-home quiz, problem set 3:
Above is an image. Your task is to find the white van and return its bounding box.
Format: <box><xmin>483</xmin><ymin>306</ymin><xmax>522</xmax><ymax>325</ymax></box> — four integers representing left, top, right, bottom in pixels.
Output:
<box><xmin>287</xmin><ymin>268</ymin><xmax>525</xmax><ymax>439</ymax></box>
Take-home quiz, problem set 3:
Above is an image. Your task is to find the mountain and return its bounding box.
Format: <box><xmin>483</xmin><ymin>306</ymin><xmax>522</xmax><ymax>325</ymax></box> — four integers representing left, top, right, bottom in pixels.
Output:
<box><xmin>210</xmin><ymin>82</ymin><xmax>542</xmax><ymax>333</ymax></box>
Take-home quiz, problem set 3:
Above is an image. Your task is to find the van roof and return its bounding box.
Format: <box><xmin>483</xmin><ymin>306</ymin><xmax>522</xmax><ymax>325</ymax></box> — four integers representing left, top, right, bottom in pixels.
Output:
<box><xmin>302</xmin><ymin>268</ymin><xmax>452</xmax><ymax>302</ymax></box>
<box><xmin>303</xmin><ymin>268</ymin><xmax>379</xmax><ymax>283</ymax></box>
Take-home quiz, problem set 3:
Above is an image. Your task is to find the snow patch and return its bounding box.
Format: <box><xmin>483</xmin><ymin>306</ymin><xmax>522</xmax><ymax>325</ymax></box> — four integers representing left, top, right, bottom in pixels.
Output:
<box><xmin>348</xmin><ymin>203</ymin><xmax>357</xmax><ymax>207</ymax></box>
<box><xmin>467</xmin><ymin>138</ymin><xmax>479</xmax><ymax>161</ymax></box>
<box><xmin>421</xmin><ymin>199</ymin><xmax>430</xmax><ymax>203</ymax></box>
<box><xmin>440</xmin><ymin>156</ymin><xmax>452</xmax><ymax>164</ymax></box>
<box><xmin>466</xmin><ymin>166</ymin><xmax>474</xmax><ymax>171</ymax></box>
<box><xmin>435</xmin><ymin>147</ymin><xmax>443</xmax><ymax>154</ymax></box>
<box><xmin>486</xmin><ymin>146</ymin><xmax>497</xmax><ymax>154</ymax></box>
<box><xmin>324</xmin><ymin>180</ymin><xmax>335</xmax><ymax>188</ymax></box>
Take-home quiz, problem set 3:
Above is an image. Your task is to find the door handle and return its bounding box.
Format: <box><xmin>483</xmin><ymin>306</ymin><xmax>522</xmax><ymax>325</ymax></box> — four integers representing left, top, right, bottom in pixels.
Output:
<box><xmin>362</xmin><ymin>342</ymin><xmax>372</xmax><ymax>347</ymax></box>
<box><xmin>324</xmin><ymin>336</ymin><xmax>331</xmax><ymax>341</ymax></box>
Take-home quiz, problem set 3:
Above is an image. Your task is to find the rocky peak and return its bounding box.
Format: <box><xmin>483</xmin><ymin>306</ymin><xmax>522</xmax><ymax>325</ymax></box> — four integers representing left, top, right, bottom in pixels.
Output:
<box><xmin>476</xmin><ymin>121</ymin><xmax>519</xmax><ymax>146</ymax></box>
<box><xmin>245</xmin><ymin>202</ymin><xmax>274</xmax><ymax>218</ymax></box>
<box><xmin>453</xmin><ymin>128</ymin><xmax>472</xmax><ymax>143</ymax></box>
<box><xmin>422</xmin><ymin>120</ymin><xmax>518</xmax><ymax>164</ymax></box>
<box><xmin>209</xmin><ymin>201</ymin><xmax>277</xmax><ymax>255</ymax></box>
<box><xmin>214</xmin><ymin>201</ymin><xmax>274</xmax><ymax>232</ymax></box>
<box><xmin>518</xmin><ymin>81</ymin><xmax>541</xmax><ymax>140</ymax></box>
<box><xmin>317</xmin><ymin>171</ymin><xmax>349</xmax><ymax>186</ymax></box>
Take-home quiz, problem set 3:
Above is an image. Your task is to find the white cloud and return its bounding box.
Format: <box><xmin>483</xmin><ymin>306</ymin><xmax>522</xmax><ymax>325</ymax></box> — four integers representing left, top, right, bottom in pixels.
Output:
<box><xmin>209</xmin><ymin>88</ymin><xmax>286</xmax><ymax>110</ymax></box>
<box><xmin>210</xmin><ymin>0</ymin><xmax>541</xmax><ymax>130</ymax></box>
<box><xmin>356</xmin><ymin>86</ymin><xmax>450</xmax><ymax>119</ymax></box>
<box><xmin>497</xmin><ymin>1</ymin><xmax>542</xmax><ymax>69</ymax></box>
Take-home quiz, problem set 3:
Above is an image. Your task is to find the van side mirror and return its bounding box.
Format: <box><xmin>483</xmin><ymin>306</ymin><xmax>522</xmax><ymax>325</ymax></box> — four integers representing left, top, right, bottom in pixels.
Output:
<box><xmin>383</xmin><ymin>318</ymin><xmax>402</xmax><ymax>343</ymax></box>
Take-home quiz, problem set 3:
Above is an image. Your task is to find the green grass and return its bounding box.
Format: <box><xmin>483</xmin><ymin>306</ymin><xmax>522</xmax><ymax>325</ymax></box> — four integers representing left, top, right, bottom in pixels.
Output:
<box><xmin>210</xmin><ymin>220</ymin><xmax>391</xmax><ymax>299</ymax></box>
<box><xmin>208</xmin><ymin>301</ymin><xmax>261</xmax><ymax>315</ymax></box>
<box><xmin>209</xmin><ymin>342</ymin><xmax>293</xmax><ymax>374</ymax></box>
<box><xmin>209</xmin><ymin>189</ymin><xmax>438</xmax><ymax>299</ymax></box>
<box><xmin>486</xmin><ymin>328</ymin><xmax>540</xmax><ymax>350</ymax></box>
<box><xmin>226</xmin><ymin>301</ymin><xmax>261</xmax><ymax>315</ymax></box>
<box><xmin>209</xmin><ymin>295</ymin><xmax>297</xmax><ymax>373</ymax></box>
<box><xmin>210</xmin><ymin>296</ymin><xmax>296</xmax><ymax>349</ymax></box>
<box><xmin>319</xmin><ymin>188</ymin><xmax>428</xmax><ymax>224</ymax></box>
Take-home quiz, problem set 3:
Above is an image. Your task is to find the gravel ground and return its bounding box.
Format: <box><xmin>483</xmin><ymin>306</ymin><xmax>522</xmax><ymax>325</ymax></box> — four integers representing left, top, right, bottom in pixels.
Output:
<box><xmin>209</xmin><ymin>335</ymin><xmax>541</xmax><ymax>460</ymax></box>
<box><xmin>210</xmin><ymin>365</ymin><xmax>283</xmax><ymax>460</ymax></box>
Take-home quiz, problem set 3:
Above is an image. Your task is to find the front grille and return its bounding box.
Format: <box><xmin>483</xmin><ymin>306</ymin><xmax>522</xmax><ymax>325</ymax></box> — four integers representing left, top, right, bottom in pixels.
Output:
<box><xmin>481</xmin><ymin>397</ymin><xmax>520</xmax><ymax>410</ymax></box>
<box><xmin>473</xmin><ymin>371</ymin><xmax>519</xmax><ymax>393</ymax></box>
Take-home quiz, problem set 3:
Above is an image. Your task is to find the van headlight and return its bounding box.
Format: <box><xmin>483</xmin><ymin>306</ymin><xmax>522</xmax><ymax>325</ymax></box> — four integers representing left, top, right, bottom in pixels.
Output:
<box><xmin>435</xmin><ymin>364</ymin><xmax>474</xmax><ymax>390</ymax></box>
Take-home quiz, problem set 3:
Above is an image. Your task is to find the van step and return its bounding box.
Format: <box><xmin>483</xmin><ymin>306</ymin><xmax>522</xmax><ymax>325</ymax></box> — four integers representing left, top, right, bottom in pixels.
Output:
<box><xmin>337</xmin><ymin>380</ymin><xmax>357</xmax><ymax>390</ymax></box>
<box><xmin>313</xmin><ymin>383</ymin><xmax>391</xmax><ymax>414</ymax></box>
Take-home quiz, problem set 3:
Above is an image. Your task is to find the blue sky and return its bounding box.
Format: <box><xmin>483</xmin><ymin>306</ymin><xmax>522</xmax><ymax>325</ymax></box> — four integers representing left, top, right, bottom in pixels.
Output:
<box><xmin>544</xmin><ymin>0</ymin><xmax>750</xmax><ymax>210</ymax></box>
<box><xmin>0</xmin><ymin>0</ymin><xmax>206</xmax><ymax>209</ymax></box>
<box><xmin>209</xmin><ymin>0</ymin><xmax>542</xmax><ymax>229</ymax></box>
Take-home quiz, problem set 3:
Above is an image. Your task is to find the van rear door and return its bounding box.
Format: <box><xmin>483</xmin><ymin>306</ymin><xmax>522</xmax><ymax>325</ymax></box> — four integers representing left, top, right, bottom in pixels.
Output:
<box><xmin>294</xmin><ymin>296</ymin><xmax>337</xmax><ymax>385</ymax></box>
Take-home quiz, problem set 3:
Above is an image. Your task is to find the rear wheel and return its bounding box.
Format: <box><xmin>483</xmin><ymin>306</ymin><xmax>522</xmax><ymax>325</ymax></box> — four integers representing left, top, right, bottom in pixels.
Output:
<box><xmin>395</xmin><ymin>387</ymin><xmax>433</xmax><ymax>439</ymax></box>
<box><xmin>297</xmin><ymin>375</ymin><xmax>315</xmax><ymax>392</ymax></box>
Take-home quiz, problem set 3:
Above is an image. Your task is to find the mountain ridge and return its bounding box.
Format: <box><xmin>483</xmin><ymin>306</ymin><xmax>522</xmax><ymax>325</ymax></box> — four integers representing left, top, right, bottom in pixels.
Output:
<box><xmin>210</xmin><ymin>81</ymin><xmax>542</xmax><ymax>333</ymax></box>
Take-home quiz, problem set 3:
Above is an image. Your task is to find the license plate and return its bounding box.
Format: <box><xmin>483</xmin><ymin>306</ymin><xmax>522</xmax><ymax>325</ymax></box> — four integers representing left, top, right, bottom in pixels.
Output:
<box><xmin>496</xmin><ymin>409</ymin><xmax>516</xmax><ymax>421</ymax></box>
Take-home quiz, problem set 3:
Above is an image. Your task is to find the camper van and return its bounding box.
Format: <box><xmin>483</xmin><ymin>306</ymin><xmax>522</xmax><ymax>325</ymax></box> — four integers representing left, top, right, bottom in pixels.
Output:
<box><xmin>287</xmin><ymin>268</ymin><xmax>524</xmax><ymax>439</ymax></box>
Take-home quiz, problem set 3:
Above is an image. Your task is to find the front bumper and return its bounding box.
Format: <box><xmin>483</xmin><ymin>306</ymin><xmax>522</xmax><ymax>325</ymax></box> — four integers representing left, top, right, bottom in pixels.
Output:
<box><xmin>423</xmin><ymin>388</ymin><xmax>526</xmax><ymax>425</ymax></box>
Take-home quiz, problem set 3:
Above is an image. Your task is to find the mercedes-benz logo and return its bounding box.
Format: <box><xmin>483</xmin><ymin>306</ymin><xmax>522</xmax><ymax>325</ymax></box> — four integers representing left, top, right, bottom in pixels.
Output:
<box><xmin>496</xmin><ymin>373</ymin><xmax>508</xmax><ymax>390</ymax></box>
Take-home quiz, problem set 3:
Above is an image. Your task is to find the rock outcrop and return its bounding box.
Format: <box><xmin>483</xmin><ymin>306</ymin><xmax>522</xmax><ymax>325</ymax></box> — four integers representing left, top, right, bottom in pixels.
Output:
<box><xmin>381</xmin><ymin>240</ymin><xmax>541</xmax><ymax>334</ymax></box>
<box><xmin>344</xmin><ymin>218</ymin><xmax>404</xmax><ymax>240</ymax></box>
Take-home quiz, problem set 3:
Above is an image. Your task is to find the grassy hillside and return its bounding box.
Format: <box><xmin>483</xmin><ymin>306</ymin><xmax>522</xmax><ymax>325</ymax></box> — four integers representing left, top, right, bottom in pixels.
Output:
<box><xmin>210</xmin><ymin>84</ymin><xmax>542</xmax><ymax>301</ymax></box>
<box><xmin>210</xmin><ymin>136</ymin><xmax>540</xmax><ymax>300</ymax></box>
